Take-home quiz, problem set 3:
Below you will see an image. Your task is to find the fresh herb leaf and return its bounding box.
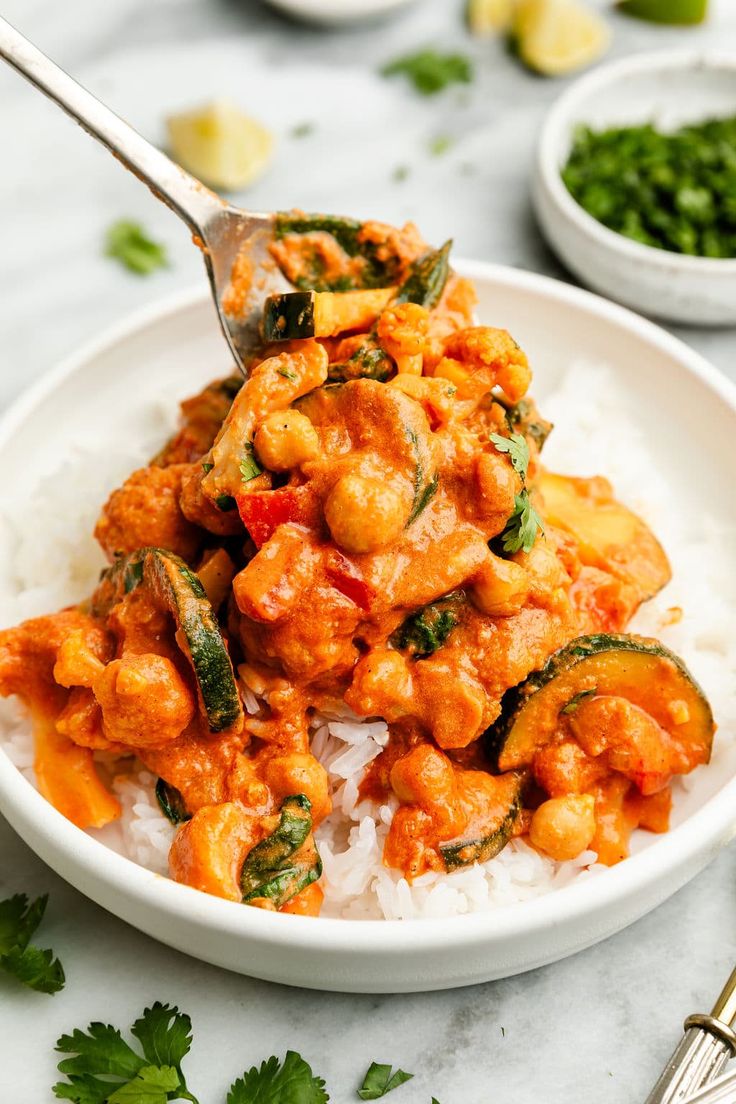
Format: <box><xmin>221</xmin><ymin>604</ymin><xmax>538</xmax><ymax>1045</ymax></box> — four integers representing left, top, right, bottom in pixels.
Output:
<box><xmin>499</xmin><ymin>490</ymin><xmax>543</xmax><ymax>555</ymax></box>
<box><xmin>104</xmin><ymin>220</ymin><xmax>168</xmax><ymax>276</ymax></box>
<box><xmin>381</xmin><ymin>50</ymin><xmax>473</xmax><ymax>96</ymax></box>
<box><xmin>428</xmin><ymin>134</ymin><xmax>453</xmax><ymax>157</ymax></box>
<box><xmin>290</xmin><ymin>122</ymin><xmax>315</xmax><ymax>139</ymax></box>
<box><xmin>277</xmin><ymin>367</ymin><xmax>298</xmax><ymax>381</ymax></box>
<box><xmin>490</xmin><ymin>431</ymin><xmax>530</xmax><ymax>481</ymax></box>
<box><xmin>407</xmin><ymin>471</ymin><xmax>439</xmax><ymax>525</ymax></box>
<box><xmin>227</xmin><ymin>1051</ymin><xmax>328</xmax><ymax>1104</ymax></box>
<box><xmin>54</xmin><ymin>1005</ymin><xmax>199</xmax><ymax>1104</ymax></box>
<box><xmin>0</xmin><ymin>894</ymin><xmax>65</xmax><ymax>994</ymax></box>
<box><xmin>358</xmin><ymin>1063</ymin><xmax>413</xmax><ymax>1099</ymax></box>
<box><xmin>240</xmin><ymin>444</ymin><xmax>262</xmax><ymax>483</ymax></box>
<box><xmin>155</xmin><ymin>779</ymin><xmax>191</xmax><ymax>824</ymax></box>
<box><xmin>392</xmin><ymin>593</ymin><xmax>463</xmax><ymax>658</ymax></box>
<box><xmin>107</xmin><ymin>1065</ymin><xmax>180</xmax><ymax>1104</ymax></box>
<box><xmin>201</xmin><ymin>462</ymin><xmax>214</xmax><ymax>475</ymax></box>
<box><xmin>215</xmin><ymin>494</ymin><xmax>238</xmax><ymax>512</ymax></box>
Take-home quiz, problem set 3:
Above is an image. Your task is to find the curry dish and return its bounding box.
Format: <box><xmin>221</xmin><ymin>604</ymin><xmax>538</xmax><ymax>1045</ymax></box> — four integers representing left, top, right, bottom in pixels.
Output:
<box><xmin>0</xmin><ymin>216</ymin><xmax>715</xmax><ymax>917</ymax></box>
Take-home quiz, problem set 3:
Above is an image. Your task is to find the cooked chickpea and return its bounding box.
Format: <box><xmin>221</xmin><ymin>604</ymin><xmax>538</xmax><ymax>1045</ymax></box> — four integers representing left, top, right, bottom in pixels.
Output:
<box><xmin>264</xmin><ymin>753</ymin><xmax>331</xmax><ymax>825</ymax></box>
<box><xmin>471</xmin><ymin>553</ymin><xmax>529</xmax><ymax>617</ymax></box>
<box><xmin>93</xmin><ymin>652</ymin><xmax>195</xmax><ymax>749</ymax></box>
<box><xmin>324</xmin><ymin>473</ymin><xmax>406</xmax><ymax>554</ymax></box>
<box><xmin>529</xmin><ymin>794</ymin><xmax>596</xmax><ymax>861</ymax></box>
<box><xmin>253</xmin><ymin>410</ymin><xmax>320</xmax><ymax>472</ymax></box>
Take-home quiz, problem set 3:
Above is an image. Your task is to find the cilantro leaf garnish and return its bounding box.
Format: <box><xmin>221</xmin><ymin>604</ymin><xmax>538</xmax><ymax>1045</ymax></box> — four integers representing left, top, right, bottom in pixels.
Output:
<box><xmin>358</xmin><ymin>1063</ymin><xmax>413</xmax><ymax>1099</ymax></box>
<box><xmin>240</xmin><ymin>443</ymin><xmax>262</xmax><ymax>483</ymax></box>
<box><xmin>104</xmin><ymin>220</ymin><xmax>168</xmax><ymax>276</ymax></box>
<box><xmin>381</xmin><ymin>50</ymin><xmax>473</xmax><ymax>96</ymax></box>
<box><xmin>53</xmin><ymin>1004</ymin><xmax>199</xmax><ymax>1104</ymax></box>
<box><xmin>227</xmin><ymin>1051</ymin><xmax>328</xmax><ymax>1104</ymax></box>
<box><xmin>490</xmin><ymin>431</ymin><xmax>530</xmax><ymax>481</ymax></box>
<box><xmin>499</xmin><ymin>490</ymin><xmax>544</xmax><ymax>555</ymax></box>
<box><xmin>0</xmin><ymin>893</ymin><xmax>65</xmax><ymax>995</ymax></box>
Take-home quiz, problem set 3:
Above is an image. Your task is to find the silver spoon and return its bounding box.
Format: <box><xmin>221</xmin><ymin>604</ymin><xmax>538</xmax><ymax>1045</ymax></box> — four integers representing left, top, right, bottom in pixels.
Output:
<box><xmin>0</xmin><ymin>15</ymin><xmax>292</xmax><ymax>373</ymax></box>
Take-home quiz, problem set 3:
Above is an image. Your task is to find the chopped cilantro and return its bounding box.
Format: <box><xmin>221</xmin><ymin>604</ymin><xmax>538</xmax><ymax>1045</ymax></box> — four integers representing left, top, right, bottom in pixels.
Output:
<box><xmin>562</xmin><ymin>115</ymin><xmax>736</xmax><ymax>258</ymax></box>
<box><xmin>0</xmin><ymin>893</ymin><xmax>64</xmax><ymax>995</ymax></box>
<box><xmin>53</xmin><ymin>1003</ymin><xmax>198</xmax><ymax>1103</ymax></box>
<box><xmin>104</xmin><ymin>220</ymin><xmax>168</xmax><ymax>275</ymax></box>
<box><xmin>239</xmin><ymin>444</ymin><xmax>262</xmax><ymax>483</ymax></box>
<box><xmin>290</xmin><ymin>122</ymin><xmax>315</xmax><ymax>139</ymax></box>
<box><xmin>277</xmin><ymin>367</ymin><xmax>298</xmax><ymax>381</ymax></box>
<box><xmin>498</xmin><ymin>490</ymin><xmax>544</xmax><ymax>555</ymax></box>
<box><xmin>358</xmin><ymin>1063</ymin><xmax>413</xmax><ymax>1100</ymax></box>
<box><xmin>381</xmin><ymin>50</ymin><xmax>473</xmax><ymax>96</ymax></box>
<box><xmin>227</xmin><ymin>1051</ymin><xmax>328</xmax><ymax>1104</ymax></box>
<box><xmin>429</xmin><ymin>134</ymin><xmax>453</xmax><ymax>157</ymax></box>
<box><xmin>490</xmin><ymin>431</ymin><xmax>530</xmax><ymax>481</ymax></box>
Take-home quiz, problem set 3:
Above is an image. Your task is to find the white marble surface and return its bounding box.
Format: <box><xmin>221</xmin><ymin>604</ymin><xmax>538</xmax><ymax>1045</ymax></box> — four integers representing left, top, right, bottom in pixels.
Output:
<box><xmin>2</xmin><ymin>1</ymin><xmax>736</xmax><ymax>1100</ymax></box>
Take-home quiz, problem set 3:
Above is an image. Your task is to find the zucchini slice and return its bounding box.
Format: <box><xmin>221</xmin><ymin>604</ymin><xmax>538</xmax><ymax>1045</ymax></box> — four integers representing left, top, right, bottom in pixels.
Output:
<box><xmin>93</xmin><ymin>547</ymin><xmax>243</xmax><ymax>735</ymax></box>
<box><xmin>262</xmin><ymin>287</ymin><xmax>394</xmax><ymax>342</ymax></box>
<box><xmin>240</xmin><ymin>794</ymin><xmax>322</xmax><ymax>909</ymax></box>
<box><xmin>489</xmin><ymin>633</ymin><xmax>714</xmax><ymax>774</ymax></box>
<box><xmin>536</xmin><ymin>471</ymin><xmax>670</xmax><ymax>603</ymax></box>
<box><xmin>394</xmin><ymin>240</ymin><xmax>452</xmax><ymax>309</ymax></box>
<box><xmin>439</xmin><ymin>771</ymin><xmax>525</xmax><ymax>870</ymax></box>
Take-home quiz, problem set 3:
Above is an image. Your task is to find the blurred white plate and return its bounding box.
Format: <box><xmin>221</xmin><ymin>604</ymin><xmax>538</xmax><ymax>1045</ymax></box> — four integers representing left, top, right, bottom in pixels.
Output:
<box><xmin>264</xmin><ymin>0</ymin><xmax>417</xmax><ymax>26</ymax></box>
<box><xmin>1</xmin><ymin>262</ymin><xmax>736</xmax><ymax>992</ymax></box>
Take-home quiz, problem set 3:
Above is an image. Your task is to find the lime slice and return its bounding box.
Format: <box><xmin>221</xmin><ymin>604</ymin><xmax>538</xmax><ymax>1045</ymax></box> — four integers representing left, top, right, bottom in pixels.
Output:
<box><xmin>167</xmin><ymin>99</ymin><xmax>273</xmax><ymax>192</ymax></box>
<box><xmin>467</xmin><ymin>0</ymin><xmax>515</xmax><ymax>34</ymax></box>
<box><xmin>617</xmin><ymin>0</ymin><xmax>708</xmax><ymax>24</ymax></box>
<box><xmin>514</xmin><ymin>0</ymin><xmax>610</xmax><ymax>77</ymax></box>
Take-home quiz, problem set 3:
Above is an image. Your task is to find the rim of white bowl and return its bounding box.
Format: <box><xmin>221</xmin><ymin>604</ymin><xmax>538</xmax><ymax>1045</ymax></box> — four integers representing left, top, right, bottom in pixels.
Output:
<box><xmin>537</xmin><ymin>49</ymin><xmax>736</xmax><ymax>274</ymax></box>
<box><xmin>265</xmin><ymin>0</ymin><xmax>415</xmax><ymax>21</ymax></box>
<box><xmin>2</xmin><ymin>264</ymin><xmax>736</xmax><ymax>957</ymax></box>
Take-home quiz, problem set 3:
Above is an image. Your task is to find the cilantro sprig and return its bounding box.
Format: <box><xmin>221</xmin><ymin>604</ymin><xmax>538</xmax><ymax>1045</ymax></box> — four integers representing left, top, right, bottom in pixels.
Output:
<box><xmin>227</xmin><ymin>1051</ymin><xmax>328</xmax><ymax>1103</ymax></box>
<box><xmin>490</xmin><ymin>431</ymin><xmax>530</xmax><ymax>481</ymax></box>
<box><xmin>381</xmin><ymin>50</ymin><xmax>473</xmax><ymax>96</ymax></box>
<box><xmin>0</xmin><ymin>893</ymin><xmax>65</xmax><ymax>995</ymax></box>
<box><xmin>358</xmin><ymin>1062</ymin><xmax>413</xmax><ymax>1099</ymax></box>
<box><xmin>104</xmin><ymin>220</ymin><xmax>168</xmax><ymax>276</ymax></box>
<box><xmin>491</xmin><ymin>430</ymin><xmax>543</xmax><ymax>554</ymax></box>
<box><xmin>53</xmin><ymin>1003</ymin><xmax>199</xmax><ymax>1104</ymax></box>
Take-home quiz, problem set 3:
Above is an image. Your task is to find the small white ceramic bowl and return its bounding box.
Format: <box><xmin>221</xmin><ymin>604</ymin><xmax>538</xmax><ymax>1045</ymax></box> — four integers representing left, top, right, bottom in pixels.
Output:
<box><xmin>533</xmin><ymin>51</ymin><xmax>736</xmax><ymax>326</ymax></box>
<box><xmin>263</xmin><ymin>0</ymin><xmax>416</xmax><ymax>26</ymax></box>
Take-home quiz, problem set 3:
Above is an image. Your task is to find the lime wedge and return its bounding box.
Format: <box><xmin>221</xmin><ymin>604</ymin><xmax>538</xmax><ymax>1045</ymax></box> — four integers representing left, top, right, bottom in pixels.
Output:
<box><xmin>617</xmin><ymin>0</ymin><xmax>708</xmax><ymax>23</ymax></box>
<box><xmin>514</xmin><ymin>0</ymin><xmax>611</xmax><ymax>77</ymax></box>
<box><xmin>167</xmin><ymin>99</ymin><xmax>273</xmax><ymax>192</ymax></box>
<box><xmin>467</xmin><ymin>0</ymin><xmax>515</xmax><ymax>34</ymax></box>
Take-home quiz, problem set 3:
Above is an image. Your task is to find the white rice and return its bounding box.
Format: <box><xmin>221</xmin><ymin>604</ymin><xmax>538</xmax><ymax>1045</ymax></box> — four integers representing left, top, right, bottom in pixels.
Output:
<box><xmin>2</xmin><ymin>359</ymin><xmax>735</xmax><ymax>920</ymax></box>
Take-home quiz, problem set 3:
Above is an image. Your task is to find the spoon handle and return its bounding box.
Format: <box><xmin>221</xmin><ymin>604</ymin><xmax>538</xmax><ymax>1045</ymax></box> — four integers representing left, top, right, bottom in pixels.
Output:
<box><xmin>0</xmin><ymin>15</ymin><xmax>222</xmax><ymax>235</ymax></box>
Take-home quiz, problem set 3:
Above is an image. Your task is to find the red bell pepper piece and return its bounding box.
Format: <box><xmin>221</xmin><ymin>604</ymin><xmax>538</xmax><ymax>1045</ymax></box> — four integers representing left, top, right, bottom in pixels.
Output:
<box><xmin>235</xmin><ymin>486</ymin><xmax>319</xmax><ymax>548</ymax></box>
<box><xmin>325</xmin><ymin>551</ymin><xmax>375</xmax><ymax>610</ymax></box>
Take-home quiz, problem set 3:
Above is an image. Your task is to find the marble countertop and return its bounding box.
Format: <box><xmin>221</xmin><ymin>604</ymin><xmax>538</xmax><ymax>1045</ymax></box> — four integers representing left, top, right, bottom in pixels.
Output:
<box><xmin>2</xmin><ymin>1</ymin><xmax>736</xmax><ymax>1100</ymax></box>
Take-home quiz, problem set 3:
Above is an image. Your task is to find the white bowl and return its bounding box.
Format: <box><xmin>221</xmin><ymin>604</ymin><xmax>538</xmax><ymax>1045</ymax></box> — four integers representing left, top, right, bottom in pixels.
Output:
<box><xmin>263</xmin><ymin>0</ymin><xmax>416</xmax><ymax>26</ymax></box>
<box><xmin>533</xmin><ymin>51</ymin><xmax>736</xmax><ymax>326</ymax></box>
<box><xmin>2</xmin><ymin>263</ymin><xmax>736</xmax><ymax>993</ymax></box>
